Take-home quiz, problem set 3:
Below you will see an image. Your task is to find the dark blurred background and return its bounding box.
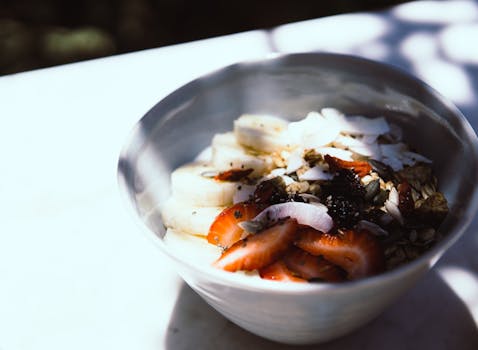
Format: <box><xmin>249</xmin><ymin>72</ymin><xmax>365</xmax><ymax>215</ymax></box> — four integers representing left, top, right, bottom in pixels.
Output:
<box><xmin>0</xmin><ymin>0</ymin><xmax>413</xmax><ymax>76</ymax></box>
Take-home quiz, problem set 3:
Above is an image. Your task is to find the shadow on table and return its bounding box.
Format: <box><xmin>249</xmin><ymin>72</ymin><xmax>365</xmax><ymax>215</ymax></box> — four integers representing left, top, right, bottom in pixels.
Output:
<box><xmin>163</xmin><ymin>269</ymin><xmax>478</xmax><ymax>350</ymax></box>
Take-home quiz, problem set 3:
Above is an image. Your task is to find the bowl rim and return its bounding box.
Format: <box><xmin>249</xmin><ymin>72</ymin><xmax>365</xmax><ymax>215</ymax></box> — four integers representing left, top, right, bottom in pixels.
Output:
<box><xmin>117</xmin><ymin>51</ymin><xmax>478</xmax><ymax>294</ymax></box>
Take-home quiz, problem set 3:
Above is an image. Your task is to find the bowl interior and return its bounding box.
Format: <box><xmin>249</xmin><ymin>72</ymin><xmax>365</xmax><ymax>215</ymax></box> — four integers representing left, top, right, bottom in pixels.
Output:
<box><xmin>118</xmin><ymin>53</ymin><xmax>478</xmax><ymax>282</ymax></box>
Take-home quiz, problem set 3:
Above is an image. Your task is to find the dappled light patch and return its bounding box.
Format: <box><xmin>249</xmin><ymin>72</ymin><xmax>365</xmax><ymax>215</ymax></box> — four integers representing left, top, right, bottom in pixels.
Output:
<box><xmin>352</xmin><ymin>40</ymin><xmax>391</xmax><ymax>61</ymax></box>
<box><xmin>438</xmin><ymin>266</ymin><xmax>478</xmax><ymax>327</ymax></box>
<box><xmin>393</xmin><ymin>0</ymin><xmax>478</xmax><ymax>24</ymax></box>
<box><xmin>398</xmin><ymin>29</ymin><xmax>476</xmax><ymax>106</ymax></box>
<box><xmin>439</xmin><ymin>23</ymin><xmax>478</xmax><ymax>65</ymax></box>
<box><xmin>270</xmin><ymin>14</ymin><xmax>389</xmax><ymax>54</ymax></box>
<box><xmin>399</xmin><ymin>32</ymin><xmax>438</xmax><ymax>60</ymax></box>
<box><xmin>411</xmin><ymin>59</ymin><xmax>474</xmax><ymax>105</ymax></box>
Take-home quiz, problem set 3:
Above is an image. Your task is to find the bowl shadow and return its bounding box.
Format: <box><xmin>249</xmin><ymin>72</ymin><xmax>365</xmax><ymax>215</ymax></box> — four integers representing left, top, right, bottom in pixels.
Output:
<box><xmin>164</xmin><ymin>269</ymin><xmax>478</xmax><ymax>350</ymax></box>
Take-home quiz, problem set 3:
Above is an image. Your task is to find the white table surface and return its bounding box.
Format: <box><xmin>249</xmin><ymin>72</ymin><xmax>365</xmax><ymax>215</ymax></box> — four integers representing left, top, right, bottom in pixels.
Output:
<box><xmin>1</xmin><ymin>1</ymin><xmax>478</xmax><ymax>349</ymax></box>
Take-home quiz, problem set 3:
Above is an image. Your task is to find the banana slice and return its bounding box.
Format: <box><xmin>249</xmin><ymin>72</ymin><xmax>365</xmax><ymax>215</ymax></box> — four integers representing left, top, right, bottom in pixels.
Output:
<box><xmin>171</xmin><ymin>161</ymin><xmax>237</xmax><ymax>206</ymax></box>
<box><xmin>163</xmin><ymin>228</ymin><xmax>221</xmax><ymax>264</ymax></box>
<box><xmin>194</xmin><ymin>145</ymin><xmax>212</xmax><ymax>162</ymax></box>
<box><xmin>234</xmin><ymin>114</ymin><xmax>290</xmax><ymax>153</ymax></box>
<box><xmin>212</xmin><ymin>131</ymin><xmax>238</xmax><ymax>148</ymax></box>
<box><xmin>161</xmin><ymin>196</ymin><xmax>224</xmax><ymax>236</ymax></box>
<box><xmin>212</xmin><ymin>132</ymin><xmax>272</xmax><ymax>177</ymax></box>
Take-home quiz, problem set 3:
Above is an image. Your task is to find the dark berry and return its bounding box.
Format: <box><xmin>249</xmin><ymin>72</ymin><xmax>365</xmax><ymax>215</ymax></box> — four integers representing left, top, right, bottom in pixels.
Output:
<box><xmin>323</xmin><ymin>169</ymin><xmax>365</xmax><ymax>199</ymax></box>
<box><xmin>325</xmin><ymin>195</ymin><xmax>362</xmax><ymax>229</ymax></box>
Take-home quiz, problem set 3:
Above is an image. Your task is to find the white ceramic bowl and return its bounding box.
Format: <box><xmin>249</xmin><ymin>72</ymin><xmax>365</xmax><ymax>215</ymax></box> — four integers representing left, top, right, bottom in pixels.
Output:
<box><xmin>118</xmin><ymin>53</ymin><xmax>478</xmax><ymax>344</ymax></box>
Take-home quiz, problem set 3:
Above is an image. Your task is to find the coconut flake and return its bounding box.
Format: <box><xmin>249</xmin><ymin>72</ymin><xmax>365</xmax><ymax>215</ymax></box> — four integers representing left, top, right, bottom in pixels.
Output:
<box><xmin>361</xmin><ymin>135</ymin><xmax>379</xmax><ymax>144</ymax></box>
<box><xmin>321</xmin><ymin>107</ymin><xmax>344</xmax><ymax>119</ymax></box>
<box><xmin>384</xmin><ymin>187</ymin><xmax>403</xmax><ymax>225</ymax></box>
<box><xmin>252</xmin><ymin>202</ymin><xmax>333</xmax><ymax>233</ymax></box>
<box><xmin>260</xmin><ymin>171</ymin><xmax>295</xmax><ymax>187</ymax></box>
<box><xmin>389</xmin><ymin>123</ymin><xmax>403</xmax><ymax>141</ymax></box>
<box><xmin>298</xmin><ymin>165</ymin><xmax>334</xmax><ymax>181</ymax></box>
<box><xmin>286</xmin><ymin>148</ymin><xmax>306</xmax><ymax>173</ymax></box>
<box><xmin>381</xmin><ymin>143</ymin><xmax>406</xmax><ymax>158</ymax></box>
<box><xmin>287</xmin><ymin>111</ymin><xmax>340</xmax><ymax>148</ymax></box>
<box><xmin>402</xmin><ymin>151</ymin><xmax>432</xmax><ymax>164</ymax></box>
<box><xmin>280</xmin><ymin>175</ymin><xmax>296</xmax><ymax>186</ymax></box>
<box><xmin>388</xmin><ymin>187</ymin><xmax>399</xmax><ymax>206</ymax></box>
<box><xmin>380</xmin><ymin>143</ymin><xmax>406</xmax><ymax>170</ymax></box>
<box><xmin>269</xmin><ymin>168</ymin><xmax>287</xmax><ymax>177</ymax></box>
<box><xmin>381</xmin><ymin>157</ymin><xmax>403</xmax><ymax>171</ymax></box>
<box><xmin>237</xmin><ymin>220</ymin><xmax>265</xmax><ymax>234</ymax></box>
<box><xmin>333</xmin><ymin>135</ymin><xmax>381</xmax><ymax>158</ymax></box>
<box><xmin>339</xmin><ymin>116</ymin><xmax>390</xmax><ymax>136</ymax></box>
<box><xmin>297</xmin><ymin>193</ymin><xmax>322</xmax><ymax>204</ymax></box>
<box><xmin>385</xmin><ymin>200</ymin><xmax>404</xmax><ymax>225</ymax></box>
<box><xmin>380</xmin><ymin>143</ymin><xmax>432</xmax><ymax>171</ymax></box>
<box><xmin>334</xmin><ymin>135</ymin><xmax>362</xmax><ymax>149</ymax></box>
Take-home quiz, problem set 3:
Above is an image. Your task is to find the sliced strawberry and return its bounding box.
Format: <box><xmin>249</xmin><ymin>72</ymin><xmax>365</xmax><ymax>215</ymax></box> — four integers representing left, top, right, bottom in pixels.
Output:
<box><xmin>324</xmin><ymin>154</ymin><xmax>372</xmax><ymax>177</ymax></box>
<box><xmin>282</xmin><ymin>247</ymin><xmax>346</xmax><ymax>282</ymax></box>
<box><xmin>259</xmin><ymin>260</ymin><xmax>306</xmax><ymax>283</ymax></box>
<box><xmin>295</xmin><ymin>228</ymin><xmax>385</xmax><ymax>279</ymax></box>
<box><xmin>207</xmin><ymin>202</ymin><xmax>263</xmax><ymax>248</ymax></box>
<box><xmin>213</xmin><ymin>219</ymin><xmax>298</xmax><ymax>272</ymax></box>
<box><xmin>214</xmin><ymin>168</ymin><xmax>254</xmax><ymax>181</ymax></box>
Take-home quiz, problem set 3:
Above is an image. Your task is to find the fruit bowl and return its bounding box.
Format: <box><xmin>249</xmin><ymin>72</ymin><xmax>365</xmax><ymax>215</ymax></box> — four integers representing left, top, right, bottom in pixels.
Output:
<box><xmin>117</xmin><ymin>53</ymin><xmax>478</xmax><ymax>344</ymax></box>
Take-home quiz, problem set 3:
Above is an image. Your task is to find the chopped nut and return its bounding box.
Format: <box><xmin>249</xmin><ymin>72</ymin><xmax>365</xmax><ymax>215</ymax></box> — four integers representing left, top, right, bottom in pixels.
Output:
<box><xmin>398</xmin><ymin>163</ymin><xmax>432</xmax><ymax>185</ymax></box>
<box><xmin>295</xmin><ymin>165</ymin><xmax>310</xmax><ymax>177</ymax></box>
<box><xmin>421</xmin><ymin>183</ymin><xmax>435</xmax><ymax>199</ymax></box>
<box><xmin>303</xmin><ymin>149</ymin><xmax>322</xmax><ymax>166</ymax></box>
<box><xmin>411</xmin><ymin>188</ymin><xmax>421</xmax><ymax>202</ymax></box>
<box><xmin>403</xmin><ymin>245</ymin><xmax>420</xmax><ymax>260</ymax></box>
<box><xmin>271</xmin><ymin>152</ymin><xmax>286</xmax><ymax>168</ymax></box>
<box><xmin>386</xmin><ymin>247</ymin><xmax>407</xmax><ymax>269</ymax></box>
<box><xmin>416</xmin><ymin>192</ymin><xmax>449</xmax><ymax>225</ymax></box>
<box><xmin>384</xmin><ymin>245</ymin><xmax>398</xmax><ymax>257</ymax></box>
<box><xmin>308</xmin><ymin>182</ymin><xmax>321</xmax><ymax>196</ymax></box>
<box><xmin>418</xmin><ymin>228</ymin><xmax>436</xmax><ymax>243</ymax></box>
<box><xmin>286</xmin><ymin>181</ymin><xmax>309</xmax><ymax>194</ymax></box>
<box><xmin>384</xmin><ymin>181</ymin><xmax>395</xmax><ymax>191</ymax></box>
